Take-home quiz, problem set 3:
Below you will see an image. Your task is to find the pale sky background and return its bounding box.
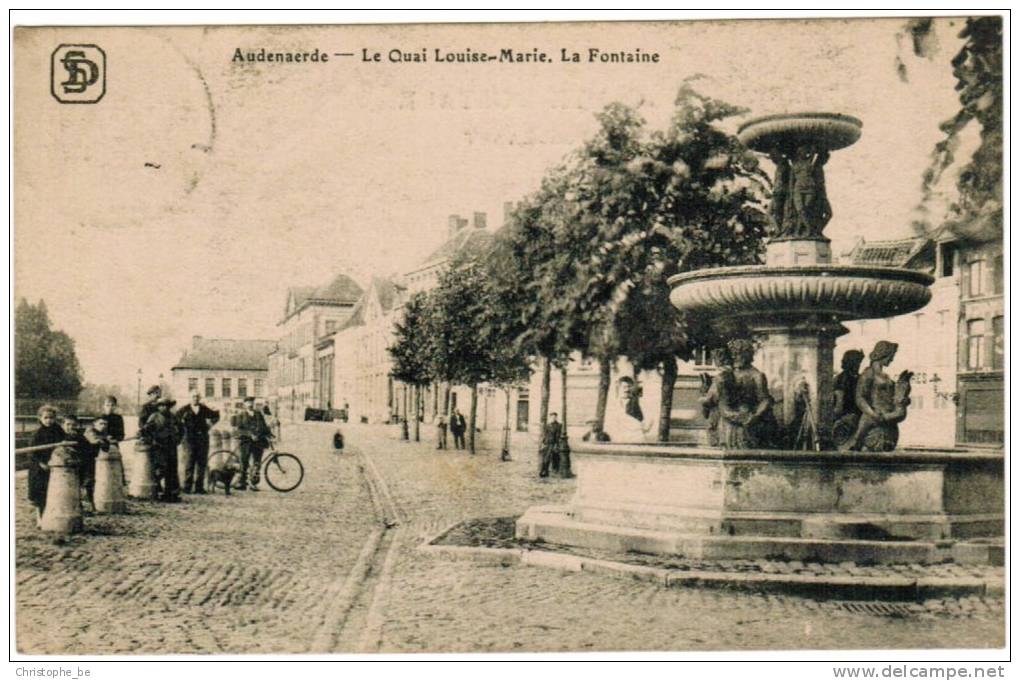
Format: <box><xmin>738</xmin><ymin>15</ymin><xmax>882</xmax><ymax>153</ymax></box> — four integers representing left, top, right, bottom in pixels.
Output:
<box><xmin>14</xmin><ymin>18</ymin><xmax>974</xmax><ymax>392</ymax></box>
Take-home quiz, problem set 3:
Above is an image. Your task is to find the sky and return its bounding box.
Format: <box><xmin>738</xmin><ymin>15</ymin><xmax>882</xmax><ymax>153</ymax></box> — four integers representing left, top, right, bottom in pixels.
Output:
<box><xmin>14</xmin><ymin>17</ymin><xmax>974</xmax><ymax>392</ymax></box>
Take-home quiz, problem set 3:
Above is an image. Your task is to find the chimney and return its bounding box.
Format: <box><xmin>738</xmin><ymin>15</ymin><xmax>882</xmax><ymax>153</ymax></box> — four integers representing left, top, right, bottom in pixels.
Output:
<box><xmin>192</xmin><ymin>335</ymin><xmax>203</xmax><ymax>347</ymax></box>
<box><xmin>448</xmin><ymin>214</ymin><xmax>463</xmax><ymax>237</ymax></box>
<box><xmin>473</xmin><ymin>211</ymin><xmax>487</xmax><ymax>230</ymax></box>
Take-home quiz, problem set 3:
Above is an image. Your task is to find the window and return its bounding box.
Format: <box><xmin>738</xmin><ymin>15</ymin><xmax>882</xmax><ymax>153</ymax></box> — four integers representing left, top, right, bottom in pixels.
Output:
<box><xmin>968</xmin><ymin>260</ymin><xmax>986</xmax><ymax>297</ymax></box>
<box><xmin>993</xmin><ymin>316</ymin><xmax>1004</xmax><ymax>370</ymax></box>
<box><xmin>222</xmin><ymin>378</ymin><xmax>232</xmax><ymax>398</ymax></box>
<box><xmin>188</xmin><ymin>378</ymin><xmax>198</xmax><ymax>394</ymax></box>
<box><xmin>325</xmin><ymin>320</ymin><xmax>337</xmax><ymax>334</ymax></box>
<box><xmin>205</xmin><ymin>378</ymin><xmax>215</xmax><ymax>398</ymax></box>
<box><xmin>966</xmin><ymin>319</ymin><xmax>986</xmax><ymax>370</ymax></box>
<box><xmin>939</xmin><ymin>242</ymin><xmax>957</xmax><ymax>277</ymax></box>
<box><xmin>993</xmin><ymin>254</ymin><xmax>1003</xmax><ymax>294</ymax></box>
<box><xmin>238</xmin><ymin>378</ymin><xmax>247</xmax><ymax>398</ymax></box>
<box><xmin>254</xmin><ymin>379</ymin><xmax>264</xmax><ymax>397</ymax></box>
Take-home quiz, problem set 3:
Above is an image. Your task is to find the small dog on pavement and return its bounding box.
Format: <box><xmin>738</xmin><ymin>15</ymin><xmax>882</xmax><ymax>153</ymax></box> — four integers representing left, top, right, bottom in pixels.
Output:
<box><xmin>206</xmin><ymin>450</ymin><xmax>241</xmax><ymax>495</ymax></box>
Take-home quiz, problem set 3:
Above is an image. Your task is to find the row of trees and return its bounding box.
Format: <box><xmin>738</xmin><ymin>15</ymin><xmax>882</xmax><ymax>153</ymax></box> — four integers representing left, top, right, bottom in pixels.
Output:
<box><xmin>389</xmin><ymin>83</ymin><xmax>771</xmax><ymax>451</ymax></box>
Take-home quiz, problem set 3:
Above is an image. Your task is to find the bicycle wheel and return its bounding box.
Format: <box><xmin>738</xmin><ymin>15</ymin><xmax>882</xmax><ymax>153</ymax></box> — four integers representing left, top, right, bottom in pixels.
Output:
<box><xmin>264</xmin><ymin>452</ymin><xmax>304</xmax><ymax>492</ymax></box>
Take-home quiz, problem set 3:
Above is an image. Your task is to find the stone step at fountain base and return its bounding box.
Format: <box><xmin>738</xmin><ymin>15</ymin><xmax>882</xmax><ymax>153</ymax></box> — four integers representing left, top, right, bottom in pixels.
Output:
<box><xmin>570</xmin><ymin>503</ymin><xmax>1003</xmax><ymax>542</ymax></box>
<box><xmin>517</xmin><ymin>506</ymin><xmax>1004</xmax><ymax>566</ymax></box>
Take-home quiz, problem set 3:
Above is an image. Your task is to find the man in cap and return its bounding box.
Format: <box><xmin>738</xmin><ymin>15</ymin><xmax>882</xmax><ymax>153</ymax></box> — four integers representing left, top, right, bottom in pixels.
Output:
<box><xmin>176</xmin><ymin>391</ymin><xmax>220</xmax><ymax>494</ymax></box>
<box><xmin>232</xmin><ymin>396</ymin><xmax>272</xmax><ymax>491</ymax></box>
<box><xmin>141</xmin><ymin>397</ymin><xmax>183</xmax><ymax>501</ymax></box>
<box><xmin>138</xmin><ymin>385</ymin><xmax>162</xmax><ymax>435</ymax></box>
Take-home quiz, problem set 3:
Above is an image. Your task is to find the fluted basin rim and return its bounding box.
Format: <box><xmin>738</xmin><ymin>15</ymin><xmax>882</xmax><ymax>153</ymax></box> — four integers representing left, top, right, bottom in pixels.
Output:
<box><xmin>668</xmin><ymin>264</ymin><xmax>935</xmax><ymax>287</ymax></box>
<box><xmin>668</xmin><ymin>265</ymin><xmax>935</xmax><ymax>323</ymax></box>
<box><xmin>737</xmin><ymin>112</ymin><xmax>863</xmax><ymax>152</ymax></box>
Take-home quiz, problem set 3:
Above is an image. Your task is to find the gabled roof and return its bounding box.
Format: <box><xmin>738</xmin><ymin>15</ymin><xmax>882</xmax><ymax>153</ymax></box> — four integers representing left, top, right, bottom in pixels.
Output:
<box><xmin>409</xmin><ymin>227</ymin><xmax>494</xmax><ymax>274</ymax></box>
<box><xmin>845</xmin><ymin>236</ymin><xmax>934</xmax><ymax>271</ymax></box>
<box><xmin>313</xmin><ymin>272</ymin><xmax>363</xmax><ymax>303</ymax></box>
<box><xmin>335</xmin><ymin>276</ymin><xmax>406</xmax><ymax>334</ymax></box>
<box><xmin>173</xmin><ymin>337</ymin><xmax>277</xmax><ymax>372</ymax></box>
<box><xmin>281</xmin><ymin>273</ymin><xmax>363</xmax><ymax>323</ymax></box>
<box><xmin>372</xmin><ymin>276</ymin><xmax>406</xmax><ymax>313</ymax></box>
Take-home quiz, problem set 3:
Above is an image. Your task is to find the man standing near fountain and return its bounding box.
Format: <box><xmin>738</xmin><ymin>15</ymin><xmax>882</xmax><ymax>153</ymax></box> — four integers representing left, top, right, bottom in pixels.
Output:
<box><xmin>717</xmin><ymin>339</ymin><xmax>776</xmax><ymax>449</ymax></box>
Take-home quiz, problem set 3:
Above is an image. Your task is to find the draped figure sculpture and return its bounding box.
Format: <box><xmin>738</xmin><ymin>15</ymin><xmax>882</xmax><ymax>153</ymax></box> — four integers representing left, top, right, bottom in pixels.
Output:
<box><xmin>716</xmin><ymin>340</ymin><xmax>777</xmax><ymax>449</ymax></box>
<box><xmin>768</xmin><ymin>145</ymin><xmax>833</xmax><ymax>239</ymax></box>
<box><xmin>839</xmin><ymin>341</ymin><xmax>913</xmax><ymax>452</ymax></box>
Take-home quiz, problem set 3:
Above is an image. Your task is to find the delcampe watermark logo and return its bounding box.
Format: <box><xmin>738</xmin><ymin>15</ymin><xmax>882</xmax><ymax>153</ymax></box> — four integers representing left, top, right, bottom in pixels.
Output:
<box><xmin>51</xmin><ymin>44</ymin><xmax>106</xmax><ymax>103</ymax></box>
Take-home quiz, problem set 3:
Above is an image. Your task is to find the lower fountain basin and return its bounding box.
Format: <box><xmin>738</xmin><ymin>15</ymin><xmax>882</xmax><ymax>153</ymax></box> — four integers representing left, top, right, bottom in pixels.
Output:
<box><xmin>667</xmin><ymin>265</ymin><xmax>933</xmax><ymax>324</ymax></box>
<box><xmin>516</xmin><ymin>444</ymin><xmax>1004</xmax><ymax>565</ymax></box>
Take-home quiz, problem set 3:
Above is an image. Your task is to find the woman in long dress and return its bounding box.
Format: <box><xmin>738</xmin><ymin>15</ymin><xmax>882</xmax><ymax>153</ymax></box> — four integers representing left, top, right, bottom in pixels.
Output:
<box><xmin>602</xmin><ymin>376</ymin><xmax>655</xmax><ymax>444</ymax></box>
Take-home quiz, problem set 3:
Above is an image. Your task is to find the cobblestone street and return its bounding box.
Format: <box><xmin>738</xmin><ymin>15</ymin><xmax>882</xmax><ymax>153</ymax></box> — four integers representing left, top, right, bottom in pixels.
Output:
<box><xmin>15</xmin><ymin>423</ymin><xmax>1005</xmax><ymax>655</ymax></box>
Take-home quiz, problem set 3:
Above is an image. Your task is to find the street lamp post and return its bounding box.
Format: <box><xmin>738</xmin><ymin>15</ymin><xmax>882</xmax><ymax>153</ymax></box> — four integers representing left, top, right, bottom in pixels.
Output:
<box><xmin>136</xmin><ymin>369</ymin><xmax>142</xmax><ymax>414</ymax></box>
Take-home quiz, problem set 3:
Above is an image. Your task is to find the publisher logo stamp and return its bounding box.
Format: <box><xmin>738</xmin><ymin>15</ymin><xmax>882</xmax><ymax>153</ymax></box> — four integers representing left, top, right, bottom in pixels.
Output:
<box><xmin>51</xmin><ymin>44</ymin><xmax>106</xmax><ymax>103</ymax></box>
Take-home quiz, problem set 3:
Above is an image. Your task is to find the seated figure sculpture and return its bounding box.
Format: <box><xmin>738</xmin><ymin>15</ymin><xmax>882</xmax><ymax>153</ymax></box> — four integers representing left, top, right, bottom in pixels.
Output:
<box><xmin>717</xmin><ymin>339</ymin><xmax>777</xmax><ymax>449</ymax></box>
<box><xmin>831</xmin><ymin>349</ymin><xmax>865</xmax><ymax>447</ymax></box>
<box><xmin>839</xmin><ymin>341</ymin><xmax>913</xmax><ymax>452</ymax></box>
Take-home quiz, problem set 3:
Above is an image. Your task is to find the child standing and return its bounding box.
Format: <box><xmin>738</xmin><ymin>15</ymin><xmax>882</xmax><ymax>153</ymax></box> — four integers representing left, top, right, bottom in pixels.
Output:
<box><xmin>28</xmin><ymin>405</ymin><xmax>66</xmax><ymax>525</ymax></box>
<box><xmin>101</xmin><ymin>396</ymin><xmax>125</xmax><ymax>443</ymax></box>
<box><xmin>83</xmin><ymin>415</ymin><xmax>113</xmax><ymax>512</ymax></box>
<box><xmin>61</xmin><ymin>416</ymin><xmax>95</xmax><ymax>514</ymax></box>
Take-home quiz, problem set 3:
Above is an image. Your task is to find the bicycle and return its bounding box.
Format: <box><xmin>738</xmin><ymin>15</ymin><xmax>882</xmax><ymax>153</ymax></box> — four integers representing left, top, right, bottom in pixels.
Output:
<box><xmin>208</xmin><ymin>439</ymin><xmax>305</xmax><ymax>493</ymax></box>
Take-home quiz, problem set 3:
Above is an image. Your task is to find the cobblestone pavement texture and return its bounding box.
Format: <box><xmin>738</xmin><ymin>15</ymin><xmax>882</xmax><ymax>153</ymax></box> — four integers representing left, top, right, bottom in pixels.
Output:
<box><xmin>15</xmin><ymin>423</ymin><xmax>1005</xmax><ymax>654</ymax></box>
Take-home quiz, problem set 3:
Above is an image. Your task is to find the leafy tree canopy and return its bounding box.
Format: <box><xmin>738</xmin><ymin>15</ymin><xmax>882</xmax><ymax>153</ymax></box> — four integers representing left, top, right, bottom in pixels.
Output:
<box><xmin>15</xmin><ymin>298</ymin><xmax>84</xmax><ymax>399</ymax></box>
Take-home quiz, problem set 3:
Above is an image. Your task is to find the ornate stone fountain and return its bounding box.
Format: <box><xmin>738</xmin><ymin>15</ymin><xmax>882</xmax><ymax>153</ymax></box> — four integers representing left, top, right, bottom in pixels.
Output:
<box><xmin>671</xmin><ymin>113</ymin><xmax>932</xmax><ymax>448</ymax></box>
<box><xmin>516</xmin><ymin>113</ymin><xmax>1004</xmax><ymax>565</ymax></box>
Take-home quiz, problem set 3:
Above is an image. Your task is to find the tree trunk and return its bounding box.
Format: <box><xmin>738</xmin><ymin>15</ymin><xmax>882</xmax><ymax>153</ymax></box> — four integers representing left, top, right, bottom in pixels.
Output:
<box><xmin>658</xmin><ymin>357</ymin><xmax>678</xmax><ymax>443</ymax></box>
<box><xmin>594</xmin><ymin>356</ymin><xmax>611</xmax><ymax>437</ymax></box>
<box><xmin>538</xmin><ymin>356</ymin><xmax>554</xmax><ymax>473</ymax></box>
<box><xmin>559</xmin><ymin>366</ymin><xmax>573</xmax><ymax>477</ymax></box>
<box><xmin>401</xmin><ymin>384</ymin><xmax>409</xmax><ymax>440</ymax></box>
<box><xmin>413</xmin><ymin>385</ymin><xmax>420</xmax><ymax>442</ymax></box>
<box><xmin>539</xmin><ymin>357</ymin><xmax>551</xmax><ymax>432</ymax></box>
<box><xmin>501</xmin><ymin>387</ymin><xmax>512</xmax><ymax>461</ymax></box>
<box><xmin>560</xmin><ymin>365</ymin><xmax>569</xmax><ymax>430</ymax></box>
<box><xmin>443</xmin><ymin>382</ymin><xmax>451</xmax><ymax>416</ymax></box>
<box><xmin>468</xmin><ymin>384</ymin><xmax>478</xmax><ymax>454</ymax></box>
<box><xmin>432</xmin><ymin>383</ymin><xmax>438</xmax><ymax>419</ymax></box>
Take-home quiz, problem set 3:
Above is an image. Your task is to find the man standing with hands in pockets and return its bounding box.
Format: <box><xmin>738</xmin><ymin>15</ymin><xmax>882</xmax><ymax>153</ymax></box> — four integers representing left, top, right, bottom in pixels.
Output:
<box><xmin>176</xmin><ymin>391</ymin><xmax>220</xmax><ymax>494</ymax></box>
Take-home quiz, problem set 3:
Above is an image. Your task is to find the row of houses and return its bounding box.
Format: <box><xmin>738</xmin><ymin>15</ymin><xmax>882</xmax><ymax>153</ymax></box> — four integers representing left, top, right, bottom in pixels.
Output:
<box><xmin>171</xmin><ymin>212</ymin><xmax>1002</xmax><ymax>449</ymax></box>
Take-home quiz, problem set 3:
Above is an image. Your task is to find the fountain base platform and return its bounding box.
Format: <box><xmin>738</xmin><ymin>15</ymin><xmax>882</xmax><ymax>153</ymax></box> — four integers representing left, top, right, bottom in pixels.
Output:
<box><xmin>516</xmin><ymin>445</ymin><xmax>1004</xmax><ymax>565</ymax></box>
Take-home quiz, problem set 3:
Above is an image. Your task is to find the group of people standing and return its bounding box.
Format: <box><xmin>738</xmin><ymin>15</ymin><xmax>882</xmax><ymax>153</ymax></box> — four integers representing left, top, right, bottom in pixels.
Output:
<box><xmin>28</xmin><ymin>397</ymin><xmax>125</xmax><ymax>525</ymax></box>
<box><xmin>137</xmin><ymin>385</ymin><xmax>274</xmax><ymax>500</ymax></box>
<box><xmin>25</xmin><ymin>385</ymin><xmax>276</xmax><ymax>522</ymax></box>
<box><xmin>434</xmin><ymin>408</ymin><xmax>468</xmax><ymax>450</ymax></box>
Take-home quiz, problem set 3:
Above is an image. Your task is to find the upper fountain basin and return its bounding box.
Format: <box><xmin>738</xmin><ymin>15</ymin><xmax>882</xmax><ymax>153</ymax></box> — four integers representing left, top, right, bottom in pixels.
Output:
<box><xmin>737</xmin><ymin>113</ymin><xmax>862</xmax><ymax>153</ymax></box>
<box><xmin>668</xmin><ymin>265</ymin><xmax>933</xmax><ymax>323</ymax></box>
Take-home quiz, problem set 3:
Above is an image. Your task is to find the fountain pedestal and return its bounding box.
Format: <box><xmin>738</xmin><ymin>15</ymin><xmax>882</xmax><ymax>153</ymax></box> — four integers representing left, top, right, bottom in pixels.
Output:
<box><xmin>516</xmin><ymin>446</ymin><xmax>1004</xmax><ymax>564</ymax></box>
<box><xmin>758</xmin><ymin>320</ymin><xmax>844</xmax><ymax>442</ymax></box>
<box><xmin>764</xmin><ymin>238</ymin><xmax>832</xmax><ymax>266</ymax></box>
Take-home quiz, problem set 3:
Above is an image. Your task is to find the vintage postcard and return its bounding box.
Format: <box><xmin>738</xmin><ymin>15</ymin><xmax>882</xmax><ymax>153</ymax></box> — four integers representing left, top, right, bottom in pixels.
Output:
<box><xmin>11</xmin><ymin>14</ymin><xmax>1006</xmax><ymax>662</ymax></box>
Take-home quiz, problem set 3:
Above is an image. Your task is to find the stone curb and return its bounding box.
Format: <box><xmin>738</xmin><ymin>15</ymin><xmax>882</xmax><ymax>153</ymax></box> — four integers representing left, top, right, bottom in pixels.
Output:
<box><xmin>417</xmin><ymin>530</ymin><xmax>1004</xmax><ymax>602</ymax></box>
